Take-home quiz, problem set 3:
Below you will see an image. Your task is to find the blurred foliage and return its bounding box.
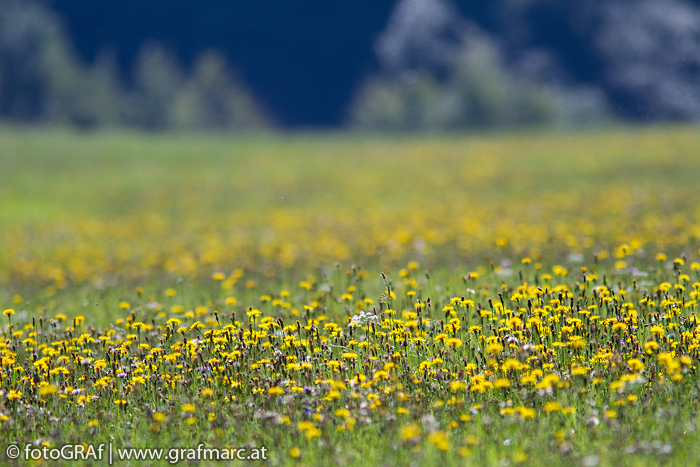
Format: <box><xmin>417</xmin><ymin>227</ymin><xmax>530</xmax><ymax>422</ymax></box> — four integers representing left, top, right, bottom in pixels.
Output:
<box><xmin>0</xmin><ymin>0</ymin><xmax>270</xmax><ymax>131</ymax></box>
<box><xmin>4</xmin><ymin>0</ymin><xmax>700</xmax><ymax>130</ymax></box>
<box><xmin>350</xmin><ymin>0</ymin><xmax>609</xmax><ymax>131</ymax></box>
<box><xmin>128</xmin><ymin>43</ymin><xmax>185</xmax><ymax>130</ymax></box>
<box><xmin>172</xmin><ymin>52</ymin><xmax>271</xmax><ymax>131</ymax></box>
<box><xmin>351</xmin><ymin>35</ymin><xmax>607</xmax><ymax>131</ymax></box>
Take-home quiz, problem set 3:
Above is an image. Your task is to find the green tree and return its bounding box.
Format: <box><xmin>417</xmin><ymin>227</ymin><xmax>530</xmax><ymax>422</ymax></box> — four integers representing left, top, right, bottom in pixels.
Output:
<box><xmin>129</xmin><ymin>43</ymin><xmax>184</xmax><ymax>130</ymax></box>
<box><xmin>0</xmin><ymin>0</ymin><xmax>124</xmax><ymax>128</ymax></box>
<box><xmin>172</xmin><ymin>51</ymin><xmax>269</xmax><ymax>131</ymax></box>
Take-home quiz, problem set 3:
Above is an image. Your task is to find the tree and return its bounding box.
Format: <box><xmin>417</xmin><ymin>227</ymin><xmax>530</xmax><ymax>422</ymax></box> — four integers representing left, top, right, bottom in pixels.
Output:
<box><xmin>595</xmin><ymin>0</ymin><xmax>700</xmax><ymax>119</ymax></box>
<box><xmin>172</xmin><ymin>51</ymin><xmax>269</xmax><ymax>131</ymax></box>
<box><xmin>0</xmin><ymin>0</ymin><xmax>125</xmax><ymax>128</ymax></box>
<box><xmin>350</xmin><ymin>0</ymin><xmax>565</xmax><ymax>130</ymax></box>
<box><xmin>375</xmin><ymin>0</ymin><xmax>467</xmax><ymax>77</ymax></box>
<box><xmin>0</xmin><ymin>0</ymin><xmax>63</xmax><ymax>121</ymax></box>
<box><xmin>128</xmin><ymin>43</ymin><xmax>184</xmax><ymax>130</ymax></box>
<box><xmin>349</xmin><ymin>0</ymin><xmax>613</xmax><ymax>131</ymax></box>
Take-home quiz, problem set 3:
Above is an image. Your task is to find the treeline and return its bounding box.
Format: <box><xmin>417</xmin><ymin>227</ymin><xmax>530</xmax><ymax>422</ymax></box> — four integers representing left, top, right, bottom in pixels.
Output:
<box><xmin>349</xmin><ymin>0</ymin><xmax>700</xmax><ymax>130</ymax></box>
<box><xmin>0</xmin><ymin>1</ymin><xmax>270</xmax><ymax>130</ymax></box>
<box><xmin>3</xmin><ymin>0</ymin><xmax>700</xmax><ymax>131</ymax></box>
<box><xmin>349</xmin><ymin>30</ymin><xmax>607</xmax><ymax>131</ymax></box>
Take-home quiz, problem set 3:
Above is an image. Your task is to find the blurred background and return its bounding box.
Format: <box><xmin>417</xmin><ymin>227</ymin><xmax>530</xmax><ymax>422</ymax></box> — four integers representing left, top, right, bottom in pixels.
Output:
<box><xmin>2</xmin><ymin>0</ymin><xmax>700</xmax><ymax>132</ymax></box>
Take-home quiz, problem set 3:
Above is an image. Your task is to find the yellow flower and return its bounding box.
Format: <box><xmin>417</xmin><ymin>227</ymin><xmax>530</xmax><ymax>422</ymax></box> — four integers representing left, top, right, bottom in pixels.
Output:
<box><xmin>297</xmin><ymin>421</ymin><xmax>314</xmax><ymax>431</ymax></box>
<box><xmin>445</xmin><ymin>337</ymin><xmax>463</xmax><ymax>348</ymax></box>
<box><xmin>38</xmin><ymin>384</ymin><xmax>58</xmax><ymax>397</ymax></box>
<box><xmin>504</xmin><ymin>358</ymin><xmax>522</xmax><ymax>371</ymax></box>
<box><xmin>374</xmin><ymin>370</ymin><xmax>390</xmax><ymax>380</ymax></box>
<box><xmin>570</xmin><ymin>338</ymin><xmax>586</xmax><ymax>350</ymax></box>
<box><xmin>3</xmin><ymin>309</ymin><xmax>15</xmax><ymax>316</ymax></box>
<box><xmin>494</xmin><ymin>378</ymin><xmax>511</xmax><ymax>389</ymax></box>
<box><xmin>289</xmin><ymin>447</ymin><xmax>302</xmax><ymax>458</ymax></box>
<box><xmin>427</xmin><ymin>431</ymin><xmax>450</xmax><ymax>451</ymax></box>
<box><xmin>268</xmin><ymin>387</ymin><xmax>284</xmax><ymax>396</ymax></box>
<box><xmin>543</xmin><ymin>401</ymin><xmax>562</xmax><ymax>413</ymax></box>
<box><xmin>181</xmin><ymin>404</ymin><xmax>195</xmax><ymax>413</ymax></box>
<box><xmin>449</xmin><ymin>381</ymin><xmax>467</xmax><ymax>392</ymax></box>
<box><xmin>627</xmin><ymin>358</ymin><xmax>644</xmax><ymax>372</ymax></box>
<box><xmin>487</xmin><ymin>343</ymin><xmax>504</xmax><ymax>355</ymax></box>
<box><xmin>399</xmin><ymin>423</ymin><xmax>421</xmax><ymax>441</ymax></box>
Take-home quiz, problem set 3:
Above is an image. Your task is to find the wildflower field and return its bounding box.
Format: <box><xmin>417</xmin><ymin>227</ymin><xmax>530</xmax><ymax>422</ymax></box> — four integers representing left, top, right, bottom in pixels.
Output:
<box><xmin>3</xmin><ymin>126</ymin><xmax>700</xmax><ymax>466</ymax></box>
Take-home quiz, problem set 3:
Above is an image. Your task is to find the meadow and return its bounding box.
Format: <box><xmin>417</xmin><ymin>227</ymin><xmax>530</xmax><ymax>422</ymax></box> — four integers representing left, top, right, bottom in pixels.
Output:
<box><xmin>2</xmin><ymin>125</ymin><xmax>700</xmax><ymax>465</ymax></box>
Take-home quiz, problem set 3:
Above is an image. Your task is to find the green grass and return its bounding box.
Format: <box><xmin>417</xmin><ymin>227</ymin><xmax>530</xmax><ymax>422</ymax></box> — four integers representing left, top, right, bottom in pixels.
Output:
<box><xmin>2</xmin><ymin>124</ymin><xmax>699</xmax><ymax>220</ymax></box>
<box><xmin>1</xmin><ymin>125</ymin><xmax>700</xmax><ymax>466</ymax></box>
